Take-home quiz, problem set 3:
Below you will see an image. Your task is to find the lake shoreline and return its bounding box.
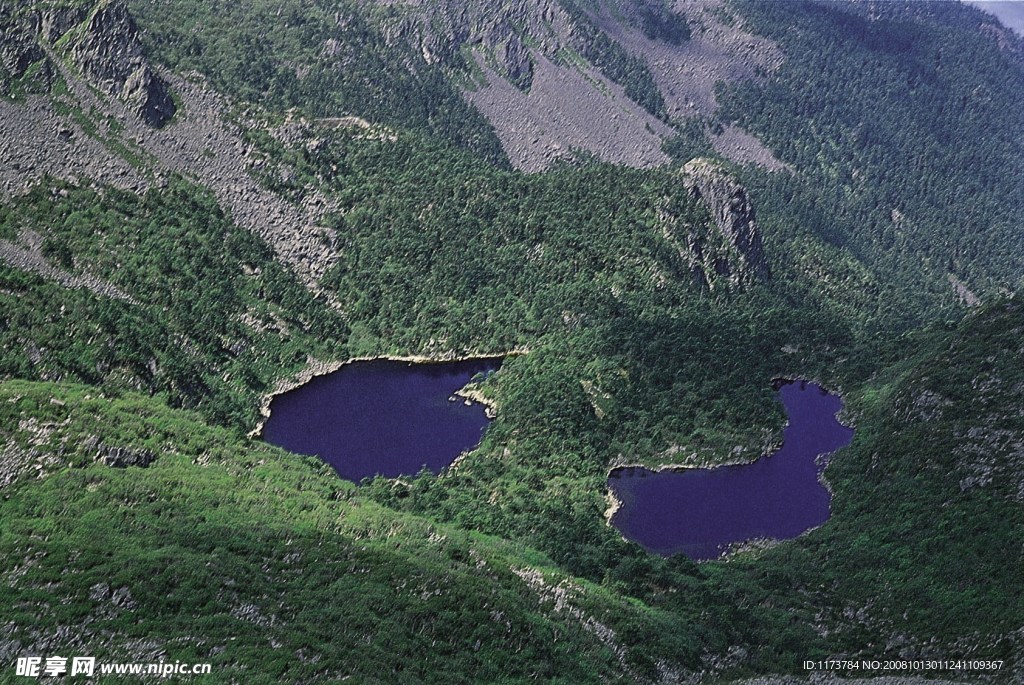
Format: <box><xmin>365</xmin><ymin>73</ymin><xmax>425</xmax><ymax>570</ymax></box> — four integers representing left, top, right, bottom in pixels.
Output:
<box><xmin>603</xmin><ymin>375</ymin><xmax>854</xmax><ymax>480</ymax></box>
<box><xmin>604</xmin><ymin>378</ymin><xmax>854</xmax><ymax>560</ymax></box>
<box><xmin>453</xmin><ymin>385</ymin><xmax>498</xmax><ymax>419</ymax></box>
<box><xmin>249</xmin><ymin>349</ymin><xmax>526</xmax><ymax>439</ymax></box>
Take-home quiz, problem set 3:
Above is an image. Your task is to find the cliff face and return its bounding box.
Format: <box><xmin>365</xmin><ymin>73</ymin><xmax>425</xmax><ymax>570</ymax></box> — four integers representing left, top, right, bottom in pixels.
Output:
<box><xmin>71</xmin><ymin>1</ymin><xmax>174</xmax><ymax>127</ymax></box>
<box><xmin>0</xmin><ymin>0</ymin><xmax>174</xmax><ymax>127</ymax></box>
<box><xmin>677</xmin><ymin>158</ymin><xmax>770</xmax><ymax>288</ymax></box>
<box><xmin>0</xmin><ymin>5</ymin><xmax>54</xmax><ymax>95</ymax></box>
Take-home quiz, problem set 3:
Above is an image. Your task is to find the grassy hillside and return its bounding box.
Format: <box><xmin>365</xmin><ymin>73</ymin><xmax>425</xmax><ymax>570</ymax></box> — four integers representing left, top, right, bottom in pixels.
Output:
<box><xmin>1</xmin><ymin>303</ymin><xmax>1019</xmax><ymax>681</ymax></box>
<box><xmin>0</xmin><ymin>379</ymin><xmax>697</xmax><ymax>683</ymax></box>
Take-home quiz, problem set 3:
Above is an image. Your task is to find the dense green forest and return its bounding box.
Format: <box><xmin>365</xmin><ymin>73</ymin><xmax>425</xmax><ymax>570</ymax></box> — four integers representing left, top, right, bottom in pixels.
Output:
<box><xmin>718</xmin><ymin>0</ymin><xmax>1024</xmax><ymax>327</ymax></box>
<box><xmin>129</xmin><ymin>0</ymin><xmax>508</xmax><ymax>164</ymax></box>
<box><xmin>0</xmin><ymin>180</ymin><xmax>348</xmax><ymax>427</ymax></box>
<box><xmin>0</xmin><ymin>144</ymin><xmax>869</xmax><ymax>574</ymax></box>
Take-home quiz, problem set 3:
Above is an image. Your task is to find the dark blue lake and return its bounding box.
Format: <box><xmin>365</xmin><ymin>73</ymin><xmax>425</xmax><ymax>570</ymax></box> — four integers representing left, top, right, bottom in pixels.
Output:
<box><xmin>262</xmin><ymin>358</ymin><xmax>501</xmax><ymax>482</ymax></box>
<box><xmin>608</xmin><ymin>380</ymin><xmax>854</xmax><ymax>560</ymax></box>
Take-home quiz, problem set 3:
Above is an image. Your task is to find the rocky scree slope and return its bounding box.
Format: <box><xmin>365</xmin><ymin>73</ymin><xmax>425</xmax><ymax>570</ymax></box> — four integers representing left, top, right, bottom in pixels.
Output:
<box><xmin>0</xmin><ymin>0</ymin><xmax>342</xmax><ymax>292</ymax></box>
<box><xmin>372</xmin><ymin>0</ymin><xmax>787</xmax><ymax>171</ymax></box>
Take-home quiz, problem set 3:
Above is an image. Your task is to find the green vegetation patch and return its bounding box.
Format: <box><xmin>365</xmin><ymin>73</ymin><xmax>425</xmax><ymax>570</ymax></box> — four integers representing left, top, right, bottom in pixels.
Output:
<box><xmin>0</xmin><ymin>379</ymin><xmax>701</xmax><ymax>683</ymax></box>
<box><xmin>0</xmin><ymin>179</ymin><xmax>348</xmax><ymax>427</ymax></box>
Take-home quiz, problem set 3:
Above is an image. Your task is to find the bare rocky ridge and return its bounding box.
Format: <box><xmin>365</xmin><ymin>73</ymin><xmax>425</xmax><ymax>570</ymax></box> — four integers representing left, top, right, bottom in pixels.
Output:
<box><xmin>376</xmin><ymin>0</ymin><xmax>566</xmax><ymax>83</ymax></box>
<box><xmin>38</xmin><ymin>4</ymin><xmax>87</xmax><ymax>43</ymax></box>
<box><xmin>0</xmin><ymin>8</ymin><xmax>52</xmax><ymax>94</ymax></box>
<box><xmin>382</xmin><ymin>0</ymin><xmax>788</xmax><ymax>172</ymax></box>
<box><xmin>377</xmin><ymin>0</ymin><xmax>564</xmax><ymax>89</ymax></box>
<box><xmin>2</xmin><ymin>1</ymin><xmax>345</xmax><ymax>294</ymax></box>
<box><xmin>380</xmin><ymin>0</ymin><xmax>674</xmax><ymax>169</ymax></box>
<box><xmin>0</xmin><ymin>92</ymin><xmax>149</xmax><ymax>196</ymax></box>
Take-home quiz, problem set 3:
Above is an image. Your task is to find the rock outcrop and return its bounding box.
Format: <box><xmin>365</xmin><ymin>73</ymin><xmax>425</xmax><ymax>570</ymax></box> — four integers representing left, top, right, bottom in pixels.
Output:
<box><xmin>70</xmin><ymin>1</ymin><xmax>175</xmax><ymax>127</ymax></box>
<box><xmin>85</xmin><ymin>436</ymin><xmax>156</xmax><ymax>468</ymax></box>
<box><xmin>1</xmin><ymin>0</ymin><xmax>174</xmax><ymax>127</ymax></box>
<box><xmin>680</xmin><ymin>158</ymin><xmax>769</xmax><ymax>286</ymax></box>
<box><xmin>0</xmin><ymin>5</ymin><xmax>53</xmax><ymax>95</ymax></box>
<box><xmin>39</xmin><ymin>4</ymin><xmax>88</xmax><ymax>43</ymax></box>
<box><xmin>384</xmin><ymin>0</ymin><xmax>566</xmax><ymax>90</ymax></box>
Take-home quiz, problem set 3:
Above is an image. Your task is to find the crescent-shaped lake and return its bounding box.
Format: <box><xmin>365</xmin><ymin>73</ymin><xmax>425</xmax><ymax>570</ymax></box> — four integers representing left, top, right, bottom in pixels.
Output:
<box><xmin>608</xmin><ymin>380</ymin><xmax>854</xmax><ymax>560</ymax></box>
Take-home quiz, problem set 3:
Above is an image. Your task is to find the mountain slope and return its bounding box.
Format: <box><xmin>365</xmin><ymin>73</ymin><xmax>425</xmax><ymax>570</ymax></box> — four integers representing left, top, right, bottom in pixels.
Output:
<box><xmin>1</xmin><ymin>0</ymin><xmax>1023</xmax><ymax>682</ymax></box>
<box><xmin>718</xmin><ymin>0</ymin><xmax>1024</xmax><ymax>322</ymax></box>
<box><xmin>1</xmin><ymin>301</ymin><xmax>1020</xmax><ymax>682</ymax></box>
<box><xmin>0</xmin><ymin>380</ymin><xmax>693</xmax><ymax>683</ymax></box>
